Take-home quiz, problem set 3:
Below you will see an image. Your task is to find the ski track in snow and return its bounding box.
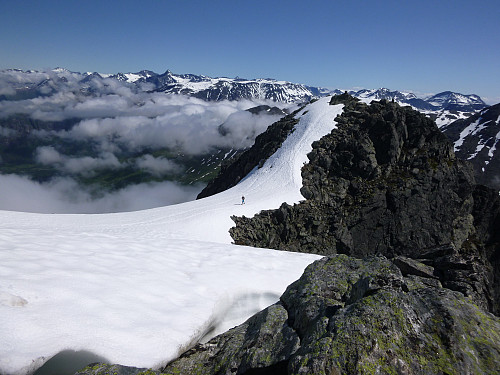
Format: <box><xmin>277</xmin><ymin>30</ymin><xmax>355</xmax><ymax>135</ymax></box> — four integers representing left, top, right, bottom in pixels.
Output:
<box><xmin>0</xmin><ymin>97</ymin><xmax>343</xmax><ymax>374</ymax></box>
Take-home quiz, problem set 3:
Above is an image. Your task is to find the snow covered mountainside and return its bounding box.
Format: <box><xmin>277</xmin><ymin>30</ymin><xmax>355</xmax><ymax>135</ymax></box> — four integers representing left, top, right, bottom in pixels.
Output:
<box><xmin>0</xmin><ymin>97</ymin><xmax>343</xmax><ymax>375</ymax></box>
<box><xmin>441</xmin><ymin>103</ymin><xmax>500</xmax><ymax>189</ymax></box>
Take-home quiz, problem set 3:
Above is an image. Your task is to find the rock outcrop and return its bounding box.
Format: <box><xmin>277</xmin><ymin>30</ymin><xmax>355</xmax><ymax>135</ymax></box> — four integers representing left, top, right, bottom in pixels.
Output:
<box><xmin>230</xmin><ymin>96</ymin><xmax>500</xmax><ymax>315</ymax></box>
<box><xmin>162</xmin><ymin>255</ymin><xmax>500</xmax><ymax>375</ymax></box>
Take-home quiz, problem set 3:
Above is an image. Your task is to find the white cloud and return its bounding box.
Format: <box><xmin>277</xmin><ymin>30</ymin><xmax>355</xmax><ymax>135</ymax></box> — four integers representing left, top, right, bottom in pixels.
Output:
<box><xmin>40</xmin><ymin>95</ymin><xmax>285</xmax><ymax>155</ymax></box>
<box><xmin>135</xmin><ymin>155</ymin><xmax>182</xmax><ymax>176</ymax></box>
<box><xmin>0</xmin><ymin>86</ymin><xmax>16</xmax><ymax>96</ymax></box>
<box><xmin>217</xmin><ymin>111</ymin><xmax>283</xmax><ymax>149</ymax></box>
<box><xmin>35</xmin><ymin>146</ymin><xmax>64</xmax><ymax>164</ymax></box>
<box><xmin>0</xmin><ymin>70</ymin><xmax>290</xmax><ymax>214</ymax></box>
<box><xmin>35</xmin><ymin>146</ymin><xmax>125</xmax><ymax>176</ymax></box>
<box><xmin>63</xmin><ymin>153</ymin><xmax>122</xmax><ymax>175</ymax></box>
<box><xmin>0</xmin><ymin>174</ymin><xmax>203</xmax><ymax>214</ymax></box>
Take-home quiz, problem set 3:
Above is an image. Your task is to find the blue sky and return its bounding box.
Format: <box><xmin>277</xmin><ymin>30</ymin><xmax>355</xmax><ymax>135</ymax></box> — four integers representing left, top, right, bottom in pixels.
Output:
<box><xmin>1</xmin><ymin>0</ymin><xmax>499</xmax><ymax>103</ymax></box>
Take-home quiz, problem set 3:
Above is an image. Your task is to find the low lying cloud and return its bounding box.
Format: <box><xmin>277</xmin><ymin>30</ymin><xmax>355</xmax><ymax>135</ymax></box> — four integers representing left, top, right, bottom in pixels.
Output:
<box><xmin>35</xmin><ymin>146</ymin><xmax>65</xmax><ymax>164</ymax></box>
<box><xmin>35</xmin><ymin>146</ymin><xmax>124</xmax><ymax>176</ymax></box>
<box><xmin>135</xmin><ymin>155</ymin><xmax>182</xmax><ymax>176</ymax></box>
<box><xmin>29</xmin><ymin>95</ymin><xmax>285</xmax><ymax>156</ymax></box>
<box><xmin>34</xmin><ymin>146</ymin><xmax>183</xmax><ymax>177</ymax></box>
<box><xmin>217</xmin><ymin>110</ymin><xmax>283</xmax><ymax>149</ymax></box>
<box><xmin>0</xmin><ymin>85</ymin><xmax>16</xmax><ymax>96</ymax></box>
<box><xmin>0</xmin><ymin>174</ymin><xmax>203</xmax><ymax>214</ymax></box>
<box><xmin>13</xmin><ymin>93</ymin><xmax>286</xmax><ymax>156</ymax></box>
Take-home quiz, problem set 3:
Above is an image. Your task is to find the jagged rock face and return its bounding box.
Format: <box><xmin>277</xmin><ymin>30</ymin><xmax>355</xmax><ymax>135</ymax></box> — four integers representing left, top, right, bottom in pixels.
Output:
<box><xmin>230</xmin><ymin>97</ymin><xmax>500</xmax><ymax>314</ymax></box>
<box><xmin>231</xmin><ymin>98</ymin><xmax>467</xmax><ymax>254</ymax></box>
<box><xmin>197</xmin><ymin>108</ymin><xmax>301</xmax><ymax>199</ymax></box>
<box><xmin>162</xmin><ymin>255</ymin><xmax>500</xmax><ymax>375</ymax></box>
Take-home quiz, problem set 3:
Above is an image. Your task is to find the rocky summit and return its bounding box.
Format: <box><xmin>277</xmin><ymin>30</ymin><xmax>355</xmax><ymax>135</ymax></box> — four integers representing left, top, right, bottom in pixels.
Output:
<box><xmin>230</xmin><ymin>94</ymin><xmax>500</xmax><ymax>316</ymax></box>
<box><xmin>162</xmin><ymin>255</ymin><xmax>500</xmax><ymax>374</ymax></box>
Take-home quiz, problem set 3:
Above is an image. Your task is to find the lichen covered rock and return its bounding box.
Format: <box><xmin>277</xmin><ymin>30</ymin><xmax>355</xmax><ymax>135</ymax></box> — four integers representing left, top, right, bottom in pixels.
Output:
<box><xmin>162</xmin><ymin>255</ymin><xmax>500</xmax><ymax>374</ymax></box>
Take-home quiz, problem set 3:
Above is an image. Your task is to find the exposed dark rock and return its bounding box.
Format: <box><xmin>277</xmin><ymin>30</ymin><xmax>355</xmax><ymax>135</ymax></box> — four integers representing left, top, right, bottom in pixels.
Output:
<box><xmin>230</xmin><ymin>96</ymin><xmax>500</xmax><ymax>315</ymax></box>
<box><xmin>197</xmin><ymin>108</ymin><xmax>303</xmax><ymax>199</ymax></box>
<box><xmin>392</xmin><ymin>255</ymin><xmax>436</xmax><ymax>278</ymax></box>
<box><xmin>162</xmin><ymin>255</ymin><xmax>500</xmax><ymax>375</ymax></box>
<box><xmin>245</xmin><ymin>105</ymin><xmax>286</xmax><ymax>116</ymax></box>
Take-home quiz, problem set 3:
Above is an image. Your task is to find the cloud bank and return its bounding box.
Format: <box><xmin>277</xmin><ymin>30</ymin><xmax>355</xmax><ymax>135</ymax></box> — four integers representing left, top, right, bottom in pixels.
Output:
<box><xmin>35</xmin><ymin>146</ymin><xmax>125</xmax><ymax>176</ymax></box>
<box><xmin>3</xmin><ymin>91</ymin><xmax>285</xmax><ymax>156</ymax></box>
<box><xmin>0</xmin><ymin>174</ymin><xmax>203</xmax><ymax>214</ymax></box>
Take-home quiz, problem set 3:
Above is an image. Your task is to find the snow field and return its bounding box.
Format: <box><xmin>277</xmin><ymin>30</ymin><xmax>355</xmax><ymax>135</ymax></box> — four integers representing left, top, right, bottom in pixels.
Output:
<box><xmin>0</xmin><ymin>97</ymin><xmax>343</xmax><ymax>374</ymax></box>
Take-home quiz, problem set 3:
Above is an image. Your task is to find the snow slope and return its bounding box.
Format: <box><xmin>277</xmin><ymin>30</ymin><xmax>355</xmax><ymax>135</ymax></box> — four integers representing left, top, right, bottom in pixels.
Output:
<box><xmin>0</xmin><ymin>97</ymin><xmax>343</xmax><ymax>374</ymax></box>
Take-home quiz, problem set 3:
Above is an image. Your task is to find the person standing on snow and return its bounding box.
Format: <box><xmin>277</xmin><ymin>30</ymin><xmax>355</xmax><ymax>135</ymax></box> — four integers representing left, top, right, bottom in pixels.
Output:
<box><xmin>242</xmin><ymin>196</ymin><xmax>245</xmax><ymax>205</ymax></box>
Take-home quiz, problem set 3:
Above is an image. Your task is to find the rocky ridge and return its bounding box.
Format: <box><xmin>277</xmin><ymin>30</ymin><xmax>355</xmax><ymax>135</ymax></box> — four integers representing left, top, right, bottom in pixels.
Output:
<box><xmin>76</xmin><ymin>254</ymin><xmax>500</xmax><ymax>375</ymax></box>
<box><xmin>162</xmin><ymin>255</ymin><xmax>500</xmax><ymax>374</ymax></box>
<box><xmin>230</xmin><ymin>94</ymin><xmax>500</xmax><ymax>315</ymax></box>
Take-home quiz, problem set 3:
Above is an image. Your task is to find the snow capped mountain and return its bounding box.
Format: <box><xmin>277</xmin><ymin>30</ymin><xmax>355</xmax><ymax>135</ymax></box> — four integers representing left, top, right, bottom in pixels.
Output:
<box><xmin>149</xmin><ymin>70</ymin><xmax>321</xmax><ymax>103</ymax></box>
<box><xmin>425</xmin><ymin>91</ymin><xmax>486</xmax><ymax>127</ymax></box>
<box><xmin>441</xmin><ymin>103</ymin><xmax>500</xmax><ymax>189</ymax></box>
<box><xmin>348</xmin><ymin>88</ymin><xmax>486</xmax><ymax>112</ymax></box>
<box><xmin>110</xmin><ymin>70</ymin><xmax>156</xmax><ymax>83</ymax></box>
<box><xmin>426</xmin><ymin>91</ymin><xmax>485</xmax><ymax>111</ymax></box>
<box><xmin>0</xmin><ymin>68</ymin><xmax>488</xmax><ymax>125</ymax></box>
<box><xmin>350</xmin><ymin>88</ymin><xmax>432</xmax><ymax>110</ymax></box>
<box><xmin>352</xmin><ymin>88</ymin><xmax>417</xmax><ymax>102</ymax></box>
<box><xmin>0</xmin><ymin>68</ymin><xmax>322</xmax><ymax>104</ymax></box>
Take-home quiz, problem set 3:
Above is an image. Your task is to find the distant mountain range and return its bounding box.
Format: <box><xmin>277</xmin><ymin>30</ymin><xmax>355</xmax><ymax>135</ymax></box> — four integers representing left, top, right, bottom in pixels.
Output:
<box><xmin>0</xmin><ymin>68</ymin><xmax>487</xmax><ymax>126</ymax></box>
